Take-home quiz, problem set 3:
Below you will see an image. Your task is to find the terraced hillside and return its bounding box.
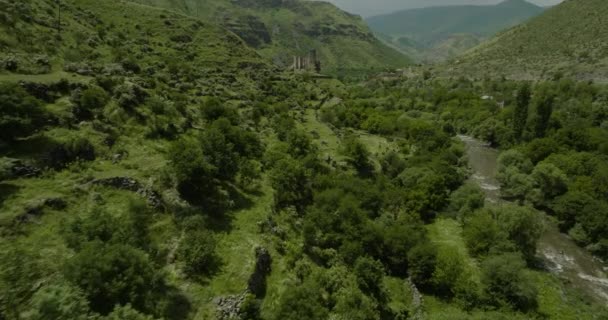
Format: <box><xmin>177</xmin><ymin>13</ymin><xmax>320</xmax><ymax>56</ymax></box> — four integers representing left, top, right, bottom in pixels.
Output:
<box><xmin>451</xmin><ymin>0</ymin><xmax>608</xmax><ymax>80</ymax></box>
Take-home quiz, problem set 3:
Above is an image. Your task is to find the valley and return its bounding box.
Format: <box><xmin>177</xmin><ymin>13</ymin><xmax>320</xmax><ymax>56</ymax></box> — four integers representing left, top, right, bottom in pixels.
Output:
<box><xmin>1</xmin><ymin>0</ymin><xmax>608</xmax><ymax>320</ymax></box>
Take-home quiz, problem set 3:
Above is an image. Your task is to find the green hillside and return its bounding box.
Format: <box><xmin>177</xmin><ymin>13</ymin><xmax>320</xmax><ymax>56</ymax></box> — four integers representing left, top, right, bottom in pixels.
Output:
<box><xmin>0</xmin><ymin>0</ymin><xmax>267</xmax><ymax>84</ymax></box>
<box><xmin>452</xmin><ymin>0</ymin><xmax>608</xmax><ymax>80</ymax></box>
<box><xmin>3</xmin><ymin>1</ymin><xmax>608</xmax><ymax>320</ymax></box>
<box><xmin>131</xmin><ymin>0</ymin><xmax>411</xmax><ymax>74</ymax></box>
<box><xmin>366</xmin><ymin>0</ymin><xmax>544</xmax><ymax>62</ymax></box>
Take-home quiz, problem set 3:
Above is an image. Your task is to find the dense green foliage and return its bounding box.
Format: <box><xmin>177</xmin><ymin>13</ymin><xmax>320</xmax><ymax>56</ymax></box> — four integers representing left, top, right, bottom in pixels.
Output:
<box><xmin>0</xmin><ymin>82</ymin><xmax>47</xmax><ymax>142</ymax></box>
<box><xmin>1</xmin><ymin>0</ymin><xmax>607</xmax><ymax>319</ymax></box>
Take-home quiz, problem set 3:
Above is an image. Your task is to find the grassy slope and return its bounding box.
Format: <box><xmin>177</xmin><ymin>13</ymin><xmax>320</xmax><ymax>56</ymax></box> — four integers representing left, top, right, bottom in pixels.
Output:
<box><xmin>131</xmin><ymin>0</ymin><xmax>411</xmax><ymax>73</ymax></box>
<box><xmin>0</xmin><ymin>0</ymin><xmax>273</xmax><ymax>318</ymax></box>
<box><xmin>452</xmin><ymin>0</ymin><xmax>608</xmax><ymax>81</ymax></box>
<box><xmin>425</xmin><ymin>218</ymin><xmax>606</xmax><ymax>320</ymax></box>
<box><xmin>366</xmin><ymin>0</ymin><xmax>544</xmax><ymax>62</ymax></box>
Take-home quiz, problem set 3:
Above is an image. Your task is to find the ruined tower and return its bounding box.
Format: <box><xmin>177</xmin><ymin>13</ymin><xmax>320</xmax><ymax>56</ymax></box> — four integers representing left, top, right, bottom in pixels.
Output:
<box><xmin>292</xmin><ymin>49</ymin><xmax>321</xmax><ymax>73</ymax></box>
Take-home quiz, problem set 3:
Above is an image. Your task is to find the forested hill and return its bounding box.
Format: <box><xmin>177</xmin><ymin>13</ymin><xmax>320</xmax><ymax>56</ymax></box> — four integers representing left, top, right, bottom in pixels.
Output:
<box><xmin>366</xmin><ymin>0</ymin><xmax>544</xmax><ymax>62</ymax></box>
<box><xmin>130</xmin><ymin>0</ymin><xmax>411</xmax><ymax>74</ymax></box>
<box><xmin>451</xmin><ymin>0</ymin><xmax>608</xmax><ymax>81</ymax></box>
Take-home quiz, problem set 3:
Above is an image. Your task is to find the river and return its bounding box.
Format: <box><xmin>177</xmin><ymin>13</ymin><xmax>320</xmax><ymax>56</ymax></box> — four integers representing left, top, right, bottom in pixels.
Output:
<box><xmin>458</xmin><ymin>135</ymin><xmax>608</xmax><ymax>303</ymax></box>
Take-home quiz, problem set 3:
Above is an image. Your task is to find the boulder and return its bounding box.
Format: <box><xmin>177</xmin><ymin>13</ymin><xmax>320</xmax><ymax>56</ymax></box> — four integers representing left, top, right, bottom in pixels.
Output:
<box><xmin>91</xmin><ymin>177</ymin><xmax>163</xmax><ymax>209</ymax></box>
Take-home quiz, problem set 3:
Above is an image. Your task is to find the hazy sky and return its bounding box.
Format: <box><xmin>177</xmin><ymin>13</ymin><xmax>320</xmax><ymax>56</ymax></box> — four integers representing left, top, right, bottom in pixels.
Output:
<box><xmin>325</xmin><ymin>0</ymin><xmax>565</xmax><ymax>17</ymax></box>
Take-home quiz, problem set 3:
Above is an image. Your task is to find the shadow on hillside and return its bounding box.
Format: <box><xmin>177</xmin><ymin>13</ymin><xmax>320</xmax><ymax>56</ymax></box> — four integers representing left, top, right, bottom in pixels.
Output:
<box><xmin>5</xmin><ymin>134</ymin><xmax>57</xmax><ymax>159</ymax></box>
<box><xmin>175</xmin><ymin>182</ymin><xmax>256</xmax><ymax>232</ymax></box>
<box><xmin>0</xmin><ymin>183</ymin><xmax>20</xmax><ymax>206</ymax></box>
<box><xmin>158</xmin><ymin>286</ymin><xmax>192</xmax><ymax>320</ymax></box>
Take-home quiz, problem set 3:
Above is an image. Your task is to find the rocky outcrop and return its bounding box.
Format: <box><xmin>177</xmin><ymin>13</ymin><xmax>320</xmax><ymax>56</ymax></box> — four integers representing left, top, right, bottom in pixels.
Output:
<box><xmin>299</xmin><ymin>22</ymin><xmax>374</xmax><ymax>41</ymax></box>
<box><xmin>223</xmin><ymin>15</ymin><xmax>271</xmax><ymax>48</ymax></box>
<box><xmin>231</xmin><ymin>0</ymin><xmax>285</xmax><ymax>9</ymax></box>
<box><xmin>214</xmin><ymin>293</ymin><xmax>248</xmax><ymax>320</ymax></box>
<box><xmin>91</xmin><ymin>177</ymin><xmax>163</xmax><ymax>209</ymax></box>
<box><xmin>214</xmin><ymin>247</ymin><xmax>272</xmax><ymax>319</ymax></box>
<box><xmin>14</xmin><ymin>197</ymin><xmax>67</xmax><ymax>224</ymax></box>
<box><xmin>1</xmin><ymin>158</ymin><xmax>41</xmax><ymax>179</ymax></box>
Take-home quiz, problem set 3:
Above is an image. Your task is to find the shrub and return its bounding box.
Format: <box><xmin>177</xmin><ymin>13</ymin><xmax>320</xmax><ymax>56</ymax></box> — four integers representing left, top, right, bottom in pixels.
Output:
<box><xmin>64</xmin><ymin>242</ymin><xmax>163</xmax><ymax>315</ymax></box>
<box><xmin>177</xmin><ymin>230</ymin><xmax>218</xmax><ymax>277</ymax></box>
<box><xmin>80</xmin><ymin>86</ymin><xmax>109</xmax><ymax>111</ymax></box>
<box><xmin>0</xmin><ymin>82</ymin><xmax>47</xmax><ymax>141</ymax></box>
<box><xmin>481</xmin><ymin>253</ymin><xmax>538</xmax><ymax>312</ymax></box>
<box><xmin>23</xmin><ymin>283</ymin><xmax>90</xmax><ymax>320</ymax></box>
<box><xmin>103</xmin><ymin>304</ymin><xmax>158</xmax><ymax>320</ymax></box>
<box><xmin>45</xmin><ymin>137</ymin><xmax>95</xmax><ymax>169</ymax></box>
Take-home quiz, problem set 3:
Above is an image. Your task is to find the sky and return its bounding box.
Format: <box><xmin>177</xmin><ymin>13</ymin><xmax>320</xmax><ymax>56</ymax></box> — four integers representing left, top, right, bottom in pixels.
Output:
<box><xmin>325</xmin><ymin>0</ymin><xmax>565</xmax><ymax>17</ymax></box>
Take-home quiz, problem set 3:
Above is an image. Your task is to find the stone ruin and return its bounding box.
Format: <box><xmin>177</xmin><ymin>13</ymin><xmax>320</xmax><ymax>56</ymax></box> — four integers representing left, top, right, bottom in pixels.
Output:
<box><xmin>292</xmin><ymin>49</ymin><xmax>321</xmax><ymax>73</ymax></box>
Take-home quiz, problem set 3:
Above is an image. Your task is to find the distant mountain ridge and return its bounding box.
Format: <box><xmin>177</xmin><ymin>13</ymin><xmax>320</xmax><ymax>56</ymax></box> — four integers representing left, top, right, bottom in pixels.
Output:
<box><xmin>130</xmin><ymin>0</ymin><xmax>411</xmax><ymax>74</ymax></box>
<box><xmin>366</xmin><ymin>0</ymin><xmax>544</xmax><ymax>62</ymax></box>
<box><xmin>451</xmin><ymin>0</ymin><xmax>608</xmax><ymax>81</ymax></box>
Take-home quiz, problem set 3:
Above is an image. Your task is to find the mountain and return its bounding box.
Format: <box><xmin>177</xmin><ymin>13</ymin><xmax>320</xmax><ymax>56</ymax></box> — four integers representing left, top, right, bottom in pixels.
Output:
<box><xmin>451</xmin><ymin>0</ymin><xmax>608</xmax><ymax>81</ymax></box>
<box><xmin>327</xmin><ymin>0</ymin><xmax>563</xmax><ymax>17</ymax></box>
<box><xmin>366</xmin><ymin>0</ymin><xmax>544</xmax><ymax>62</ymax></box>
<box><xmin>130</xmin><ymin>0</ymin><xmax>411</xmax><ymax>74</ymax></box>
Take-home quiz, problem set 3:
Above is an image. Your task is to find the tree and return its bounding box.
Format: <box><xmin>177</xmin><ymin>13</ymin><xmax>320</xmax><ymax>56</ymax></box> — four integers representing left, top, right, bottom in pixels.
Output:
<box><xmin>200</xmin><ymin>97</ymin><xmax>238</xmax><ymax>123</ymax></box>
<box><xmin>495</xmin><ymin>205</ymin><xmax>544</xmax><ymax>262</ymax></box>
<box><xmin>463</xmin><ymin>210</ymin><xmax>510</xmax><ymax>257</ymax></box>
<box><xmin>342</xmin><ymin>136</ymin><xmax>373</xmax><ymax>176</ymax></box>
<box><xmin>534</xmin><ymin>94</ymin><xmax>554</xmax><ymax>138</ymax></box>
<box><xmin>354</xmin><ymin>257</ymin><xmax>386</xmax><ymax>301</ymax></box>
<box><xmin>447</xmin><ymin>184</ymin><xmax>485</xmax><ymax>221</ymax></box>
<box><xmin>332</xmin><ymin>287</ymin><xmax>379</xmax><ymax>320</ymax></box>
<box><xmin>286</xmin><ymin>129</ymin><xmax>316</xmax><ymax>159</ymax></box>
<box><xmin>63</xmin><ymin>200</ymin><xmax>151</xmax><ymax>251</ymax></box>
<box><xmin>273</xmin><ymin>281</ymin><xmax>328</xmax><ymax>320</ymax></box>
<box><xmin>64</xmin><ymin>242</ymin><xmax>162</xmax><ymax>315</ymax></box>
<box><xmin>177</xmin><ymin>230</ymin><xmax>218</xmax><ymax>277</ymax></box>
<box><xmin>80</xmin><ymin>86</ymin><xmax>109</xmax><ymax>110</ymax></box>
<box><xmin>551</xmin><ymin>191</ymin><xmax>594</xmax><ymax>232</ymax></box>
<box><xmin>103</xmin><ymin>304</ymin><xmax>158</xmax><ymax>320</ymax></box>
<box><xmin>269</xmin><ymin>157</ymin><xmax>311</xmax><ymax>211</ymax></box>
<box><xmin>407</xmin><ymin>242</ymin><xmax>437</xmax><ymax>290</ymax></box>
<box><xmin>497</xmin><ymin>150</ymin><xmax>534</xmax><ymax>200</ymax></box>
<box><xmin>513</xmin><ymin>83</ymin><xmax>531</xmax><ymax>141</ymax></box>
<box><xmin>0</xmin><ymin>82</ymin><xmax>47</xmax><ymax>142</ymax></box>
<box><xmin>201</xmin><ymin>126</ymin><xmax>239</xmax><ymax>181</ymax></box>
<box><xmin>431</xmin><ymin>247</ymin><xmax>467</xmax><ymax>298</ymax></box>
<box><xmin>23</xmin><ymin>283</ymin><xmax>90</xmax><ymax>320</ymax></box>
<box><xmin>497</xmin><ymin>150</ymin><xmax>533</xmax><ymax>174</ymax></box>
<box><xmin>380</xmin><ymin>151</ymin><xmax>406</xmax><ymax>179</ymax></box>
<box><xmin>382</xmin><ymin>218</ymin><xmax>427</xmax><ymax>277</ymax></box>
<box><xmin>0</xmin><ymin>244</ymin><xmax>42</xmax><ymax>319</ymax></box>
<box><xmin>529</xmin><ymin>162</ymin><xmax>568</xmax><ymax>206</ymax></box>
<box><xmin>168</xmin><ymin>137</ymin><xmax>218</xmax><ymax>205</ymax></box>
<box><xmin>481</xmin><ymin>253</ymin><xmax>538</xmax><ymax>312</ymax></box>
